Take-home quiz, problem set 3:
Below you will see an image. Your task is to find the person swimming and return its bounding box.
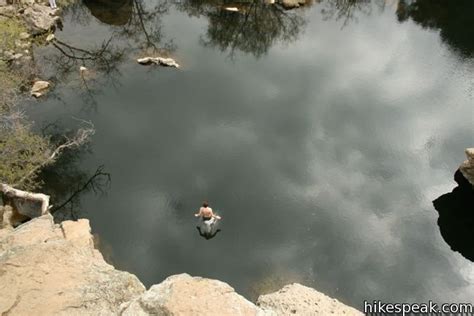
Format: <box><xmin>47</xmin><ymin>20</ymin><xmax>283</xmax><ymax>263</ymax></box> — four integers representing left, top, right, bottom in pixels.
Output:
<box><xmin>194</xmin><ymin>201</ymin><xmax>221</xmax><ymax>221</ymax></box>
<box><xmin>195</xmin><ymin>201</ymin><xmax>221</xmax><ymax>240</ymax></box>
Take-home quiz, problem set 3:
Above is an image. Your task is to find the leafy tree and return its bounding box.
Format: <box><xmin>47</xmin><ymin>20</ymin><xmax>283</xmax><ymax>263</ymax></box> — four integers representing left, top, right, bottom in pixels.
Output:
<box><xmin>178</xmin><ymin>0</ymin><xmax>306</xmax><ymax>58</ymax></box>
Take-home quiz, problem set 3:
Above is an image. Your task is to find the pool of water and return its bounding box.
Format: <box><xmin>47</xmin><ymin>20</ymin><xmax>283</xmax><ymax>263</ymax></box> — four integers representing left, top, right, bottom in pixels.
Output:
<box><xmin>26</xmin><ymin>0</ymin><xmax>473</xmax><ymax>309</ymax></box>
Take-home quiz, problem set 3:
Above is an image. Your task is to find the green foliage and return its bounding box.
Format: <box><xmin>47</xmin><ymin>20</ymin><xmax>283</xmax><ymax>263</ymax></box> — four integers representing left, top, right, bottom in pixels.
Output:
<box><xmin>0</xmin><ymin>17</ymin><xmax>27</xmax><ymax>51</ymax></box>
<box><xmin>0</xmin><ymin>57</ymin><xmax>33</xmax><ymax>111</ymax></box>
<box><xmin>0</xmin><ymin>122</ymin><xmax>51</xmax><ymax>191</ymax></box>
<box><xmin>0</xmin><ymin>60</ymin><xmax>23</xmax><ymax>104</ymax></box>
<box><xmin>1</xmin><ymin>60</ymin><xmax>50</xmax><ymax>191</ymax></box>
<box><xmin>0</xmin><ymin>19</ymin><xmax>51</xmax><ymax>191</ymax></box>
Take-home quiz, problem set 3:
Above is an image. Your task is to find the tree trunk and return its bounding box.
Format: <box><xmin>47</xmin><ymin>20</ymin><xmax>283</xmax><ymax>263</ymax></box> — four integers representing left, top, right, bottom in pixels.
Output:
<box><xmin>0</xmin><ymin>183</ymin><xmax>51</xmax><ymax>215</ymax></box>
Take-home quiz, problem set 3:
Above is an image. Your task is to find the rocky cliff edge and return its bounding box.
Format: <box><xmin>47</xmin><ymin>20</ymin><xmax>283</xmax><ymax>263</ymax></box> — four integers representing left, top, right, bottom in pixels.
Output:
<box><xmin>0</xmin><ymin>214</ymin><xmax>362</xmax><ymax>315</ymax></box>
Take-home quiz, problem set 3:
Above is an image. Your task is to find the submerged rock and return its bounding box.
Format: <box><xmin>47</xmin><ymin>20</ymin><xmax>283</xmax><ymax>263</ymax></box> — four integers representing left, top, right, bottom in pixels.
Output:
<box><xmin>0</xmin><ymin>214</ymin><xmax>145</xmax><ymax>315</ymax></box>
<box><xmin>460</xmin><ymin>148</ymin><xmax>474</xmax><ymax>186</ymax></box>
<box><xmin>137</xmin><ymin>56</ymin><xmax>180</xmax><ymax>68</ymax></box>
<box><xmin>31</xmin><ymin>80</ymin><xmax>50</xmax><ymax>97</ymax></box>
<box><xmin>79</xmin><ymin>65</ymin><xmax>88</xmax><ymax>76</ymax></box>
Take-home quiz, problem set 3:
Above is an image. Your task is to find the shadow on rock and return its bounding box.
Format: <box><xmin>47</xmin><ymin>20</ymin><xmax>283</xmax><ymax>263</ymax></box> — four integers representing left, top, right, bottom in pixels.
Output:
<box><xmin>433</xmin><ymin>169</ymin><xmax>474</xmax><ymax>261</ymax></box>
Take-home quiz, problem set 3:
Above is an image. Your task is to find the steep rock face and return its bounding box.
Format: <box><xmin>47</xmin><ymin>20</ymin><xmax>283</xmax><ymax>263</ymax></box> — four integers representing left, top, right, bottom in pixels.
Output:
<box><xmin>120</xmin><ymin>273</ymin><xmax>266</xmax><ymax>316</ymax></box>
<box><xmin>0</xmin><ymin>214</ymin><xmax>145</xmax><ymax>315</ymax></box>
<box><xmin>0</xmin><ymin>216</ymin><xmax>363</xmax><ymax>315</ymax></box>
<box><xmin>460</xmin><ymin>148</ymin><xmax>474</xmax><ymax>186</ymax></box>
<box><xmin>257</xmin><ymin>283</ymin><xmax>363</xmax><ymax>316</ymax></box>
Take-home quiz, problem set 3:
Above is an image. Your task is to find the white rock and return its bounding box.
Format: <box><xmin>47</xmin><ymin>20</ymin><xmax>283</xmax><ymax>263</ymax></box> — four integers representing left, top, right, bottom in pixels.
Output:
<box><xmin>46</xmin><ymin>33</ymin><xmax>55</xmax><ymax>42</ymax></box>
<box><xmin>19</xmin><ymin>32</ymin><xmax>31</xmax><ymax>40</ymax></box>
<box><xmin>224</xmin><ymin>6</ymin><xmax>239</xmax><ymax>11</ymax></box>
<box><xmin>137</xmin><ymin>56</ymin><xmax>180</xmax><ymax>68</ymax></box>
<box><xmin>31</xmin><ymin>80</ymin><xmax>50</xmax><ymax>98</ymax></box>
<box><xmin>11</xmin><ymin>53</ymin><xmax>23</xmax><ymax>60</ymax></box>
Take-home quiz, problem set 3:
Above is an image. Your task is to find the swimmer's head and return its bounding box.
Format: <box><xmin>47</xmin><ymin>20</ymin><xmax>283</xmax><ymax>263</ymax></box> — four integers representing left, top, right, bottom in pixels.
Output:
<box><xmin>202</xmin><ymin>201</ymin><xmax>209</xmax><ymax>208</ymax></box>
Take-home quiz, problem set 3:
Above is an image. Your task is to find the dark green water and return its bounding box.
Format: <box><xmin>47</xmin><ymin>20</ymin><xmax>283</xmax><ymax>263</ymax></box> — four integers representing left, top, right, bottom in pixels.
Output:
<box><xmin>27</xmin><ymin>0</ymin><xmax>473</xmax><ymax>309</ymax></box>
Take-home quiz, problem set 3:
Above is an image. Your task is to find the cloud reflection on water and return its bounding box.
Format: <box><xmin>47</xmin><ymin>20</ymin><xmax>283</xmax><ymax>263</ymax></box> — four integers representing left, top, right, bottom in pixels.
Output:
<box><xmin>28</xmin><ymin>0</ymin><xmax>474</xmax><ymax>310</ymax></box>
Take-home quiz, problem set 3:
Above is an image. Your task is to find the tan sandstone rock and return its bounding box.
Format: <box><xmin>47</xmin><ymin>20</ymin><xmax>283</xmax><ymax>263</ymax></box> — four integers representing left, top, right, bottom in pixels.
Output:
<box><xmin>257</xmin><ymin>283</ymin><xmax>363</xmax><ymax>316</ymax></box>
<box><xmin>31</xmin><ymin>80</ymin><xmax>50</xmax><ymax>97</ymax></box>
<box><xmin>0</xmin><ymin>216</ymin><xmax>362</xmax><ymax>315</ymax></box>
<box><xmin>0</xmin><ymin>214</ymin><xmax>145</xmax><ymax>315</ymax></box>
<box><xmin>22</xmin><ymin>4</ymin><xmax>59</xmax><ymax>35</ymax></box>
<box><xmin>460</xmin><ymin>148</ymin><xmax>474</xmax><ymax>186</ymax></box>
<box><xmin>120</xmin><ymin>273</ymin><xmax>266</xmax><ymax>316</ymax></box>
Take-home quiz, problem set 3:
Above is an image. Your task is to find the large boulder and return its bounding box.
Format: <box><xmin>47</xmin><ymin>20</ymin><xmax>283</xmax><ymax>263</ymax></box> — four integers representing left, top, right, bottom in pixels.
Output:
<box><xmin>22</xmin><ymin>4</ymin><xmax>58</xmax><ymax>35</ymax></box>
<box><xmin>120</xmin><ymin>273</ymin><xmax>266</xmax><ymax>315</ymax></box>
<box><xmin>460</xmin><ymin>148</ymin><xmax>474</xmax><ymax>186</ymax></box>
<box><xmin>0</xmin><ymin>214</ymin><xmax>145</xmax><ymax>315</ymax></box>
<box><xmin>257</xmin><ymin>283</ymin><xmax>363</xmax><ymax>315</ymax></box>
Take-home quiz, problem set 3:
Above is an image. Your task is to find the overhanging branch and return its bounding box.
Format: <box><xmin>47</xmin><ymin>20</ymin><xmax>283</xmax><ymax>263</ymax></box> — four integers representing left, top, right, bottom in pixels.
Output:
<box><xmin>0</xmin><ymin>183</ymin><xmax>51</xmax><ymax>215</ymax></box>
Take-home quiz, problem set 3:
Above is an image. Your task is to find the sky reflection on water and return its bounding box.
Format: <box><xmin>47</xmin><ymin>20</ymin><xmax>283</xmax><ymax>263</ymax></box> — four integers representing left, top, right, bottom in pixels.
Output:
<box><xmin>27</xmin><ymin>0</ymin><xmax>474</xmax><ymax>309</ymax></box>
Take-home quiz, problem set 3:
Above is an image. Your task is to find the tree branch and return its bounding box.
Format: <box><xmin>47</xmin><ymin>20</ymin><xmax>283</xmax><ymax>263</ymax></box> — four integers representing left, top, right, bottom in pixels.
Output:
<box><xmin>14</xmin><ymin>120</ymin><xmax>95</xmax><ymax>187</ymax></box>
<box><xmin>0</xmin><ymin>183</ymin><xmax>51</xmax><ymax>215</ymax></box>
<box><xmin>51</xmin><ymin>165</ymin><xmax>110</xmax><ymax>214</ymax></box>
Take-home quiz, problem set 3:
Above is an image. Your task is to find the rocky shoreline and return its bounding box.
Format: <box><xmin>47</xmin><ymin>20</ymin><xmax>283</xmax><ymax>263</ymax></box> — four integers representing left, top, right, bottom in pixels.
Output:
<box><xmin>0</xmin><ymin>0</ymin><xmax>60</xmax><ymax>63</ymax></box>
<box><xmin>1</xmin><ymin>1</ymin><xmax>471</xmax><ymax>314</ymax></box>
<box><xmin>0</xmin><ymin>0</ymin><xmax>65</xmax><ymax>100</ymax></box>
<box><xmin>0</xmin><ymin>214</ymin><xmax>363</xmax><ymax>315</ymax></box>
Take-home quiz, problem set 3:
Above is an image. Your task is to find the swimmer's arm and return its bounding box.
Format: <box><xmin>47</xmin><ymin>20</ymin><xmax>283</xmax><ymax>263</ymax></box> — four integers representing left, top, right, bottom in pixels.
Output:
<box><xmin>194</xmin><ymin>208</ymin><xmax>202</xmax><ymax>217</ymax></box>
